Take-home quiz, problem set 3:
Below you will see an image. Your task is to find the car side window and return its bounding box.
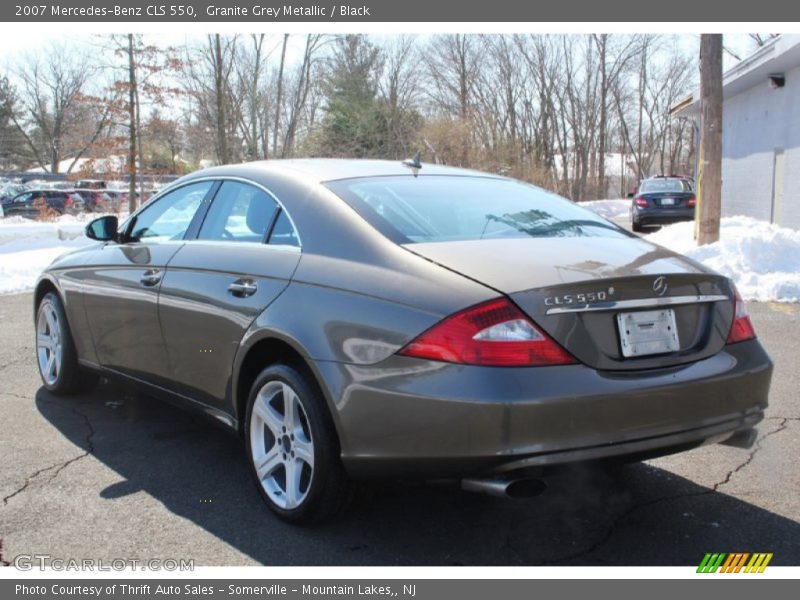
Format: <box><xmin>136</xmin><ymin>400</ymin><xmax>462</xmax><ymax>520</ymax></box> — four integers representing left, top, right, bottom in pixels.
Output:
<box><xmin>268</xmin><ymin>210</ymin><xmax>300</xmax><ymax>247</ymax></box>
<box><xmin>197</xmin><ymin>181</ymin><xmax>278</xmax><ymax>243</ymax></box>
<box><xmin>128</xmin><ymin>181</ymin><xmax>213</xmax><ymax>243</ymax></box>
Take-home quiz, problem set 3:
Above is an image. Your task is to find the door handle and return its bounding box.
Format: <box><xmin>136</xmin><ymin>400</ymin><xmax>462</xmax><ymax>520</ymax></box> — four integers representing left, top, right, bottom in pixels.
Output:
<box><xmin>140</xmin><ymin>269</ymin><xmax>162</xmax><ymax>287</ymax></box>
<box><xmin>228</xmin><ymin>279</ymin><xmax>258</xmax><ymax>298</ymax></box>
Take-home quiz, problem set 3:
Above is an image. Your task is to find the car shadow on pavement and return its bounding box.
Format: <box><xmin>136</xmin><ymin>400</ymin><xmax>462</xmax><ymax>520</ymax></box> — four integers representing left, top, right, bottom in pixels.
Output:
<box><xmin>36</xmin><ymin>384</ymin><xmax>800</xmax><ymax>567</ymax></box>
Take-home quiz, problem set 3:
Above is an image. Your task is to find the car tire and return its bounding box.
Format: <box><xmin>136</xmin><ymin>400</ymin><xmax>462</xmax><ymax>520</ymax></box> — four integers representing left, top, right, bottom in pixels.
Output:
<box><xmin>35</xmin><ymin>292</ymin><xmax>97</xmax><ymax>395</ymax></box>
<box><xmin>245</xmin><ymin>363</ymin><xmax>352</xmax><ymax>524</ymax></box>
<box><xmin>631</xmin><ymin>220</ymin><xmax>644</xmax><ymax>233</ymax></box>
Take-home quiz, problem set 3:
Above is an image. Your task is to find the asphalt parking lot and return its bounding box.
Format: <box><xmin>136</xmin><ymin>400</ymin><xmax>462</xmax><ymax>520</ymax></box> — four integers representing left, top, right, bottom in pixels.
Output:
<box><xmin>1</xmin><ymin>292</ymin><xmax>799</xmax><ymax>566</ymax></box>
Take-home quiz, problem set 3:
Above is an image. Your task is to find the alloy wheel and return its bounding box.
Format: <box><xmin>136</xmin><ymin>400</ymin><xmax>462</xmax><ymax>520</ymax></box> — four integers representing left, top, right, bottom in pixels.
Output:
<box><xmin>249</xmin><ymin>380</ymin><xmax>315</xmax><ymax>509</ymax></box>
<box><xmin>36</xmin><ymin>302</ymin><xmax>63</xmax><ymax>386</ymax></box>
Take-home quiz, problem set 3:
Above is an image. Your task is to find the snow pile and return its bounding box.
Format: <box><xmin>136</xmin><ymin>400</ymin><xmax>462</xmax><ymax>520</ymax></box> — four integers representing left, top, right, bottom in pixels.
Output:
<box><xmin>0</xmin><ymin>236</ymin><xmax>94</xmax><ymax>294</ymax></box>
<box><xmin>580</xmin><ymin>199</ymin><xmax>630</xmax><ymax>221</ymax></box>
<box><xmin>0</xmin><ymin>220</ymin><xmax>86</xmax><ymax>243</ymax></box>
<box><xmin>0</xmin><ymin>213</ymin><xmax>123</xmax><ymax>294</ymax></box>
<box><xmin>648</xmin><ymin>216</ymin><xmax>800</xmax><ymax>303</ymax></box>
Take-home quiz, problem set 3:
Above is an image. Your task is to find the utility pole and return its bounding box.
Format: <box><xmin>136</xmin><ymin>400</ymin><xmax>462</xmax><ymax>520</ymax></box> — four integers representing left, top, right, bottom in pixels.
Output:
<box><xmin>127</xmin><ymin>34</ymin><xmax>138</xmax><ymax>214</ymax></box>
<box><xmin>697</xmin><ymin>34</ymin><xmax>723</xmax><ymax>245</ymax></box>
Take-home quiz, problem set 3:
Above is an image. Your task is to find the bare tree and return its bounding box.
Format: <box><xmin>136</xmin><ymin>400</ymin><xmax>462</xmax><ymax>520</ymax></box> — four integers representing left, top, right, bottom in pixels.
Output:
<box><xmin>182</xmin><ymin>35</ymin><xmax>240</xmax><ymax>164</ymax></box>
<box><xmin>11</xmin><ymin>46</ymin><xmax>113</xmax><ymax>173</ymax></box>
<box><xmin>272</xmin><ymin>34</ymin><xmax>289</xmax><ymax>157</ymax></box>
<box><xmin>281</xmin><ymin>34</ymin><xmax>328</xmax><ymax>157</ymax></box>
<box><xmin>425</xmin><ymin>34</ymin><xmax>484</xmax><ymax>165</ymax></box>
<box><xmin>593</xmin><ymin>34</ymin><xmax>639</xmax><ymax>197</ymax></box>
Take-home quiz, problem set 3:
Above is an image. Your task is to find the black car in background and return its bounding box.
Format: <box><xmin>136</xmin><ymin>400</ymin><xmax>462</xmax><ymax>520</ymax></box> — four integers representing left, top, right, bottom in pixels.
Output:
<box><xmin>631</xmin><ymin>176</ymin><xmax>695</xmax><ymax>232</ymax></box>
<box><xmin>76</xmin><ymin>189</ymin><xmax>123</xmax><ymax>213</ymax></box>
<box><xmin>1</xmin><ymin>189</ymin><xmax>85</xmax><ymax>218</ymax></box>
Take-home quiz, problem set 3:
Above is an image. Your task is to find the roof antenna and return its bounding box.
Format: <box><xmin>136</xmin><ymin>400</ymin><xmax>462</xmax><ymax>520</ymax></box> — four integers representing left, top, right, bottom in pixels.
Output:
<box><xmin>401</xmin><ymin>151</ymin><xmax>422</xmax><ymax>177</ymax></box>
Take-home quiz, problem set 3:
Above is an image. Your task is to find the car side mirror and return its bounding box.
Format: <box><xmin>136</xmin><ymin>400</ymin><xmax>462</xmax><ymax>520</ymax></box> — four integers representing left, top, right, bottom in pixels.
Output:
<box><xmin>86</xmin><ymin>215</ymin><xmax>119</xmax><ymax>242</ymax></box>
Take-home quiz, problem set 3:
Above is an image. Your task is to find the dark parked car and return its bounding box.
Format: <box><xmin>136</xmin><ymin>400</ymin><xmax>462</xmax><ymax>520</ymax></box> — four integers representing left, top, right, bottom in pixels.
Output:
<box><xmin>34</xmin><ymin>160</ymin><xmax>772</xmax><ymax>523</ymax></box>
<box><xmin>3</xmin><ymin>189</ymin><xmax>84</xmax><ymax>218</ymax></box>
<box><xmin>0</xmin><ymin>183</ymin><xmax>26</xmax><ymax>205</ymax></box>
<box><xmin>76</xmin><ymin>189</ymin><xmax>122</xmax><ymax>213</ymax></box>
<box><xmin>631</xmin><ymin>176</ymin><xmax>696</xmax><ymax>232</ymax></box>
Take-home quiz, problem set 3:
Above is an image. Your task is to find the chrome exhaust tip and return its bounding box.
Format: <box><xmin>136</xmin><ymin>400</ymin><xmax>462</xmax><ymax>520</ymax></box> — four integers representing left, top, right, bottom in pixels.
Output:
<box><xmin>462</xmin><ymin>476</ymin><xmax>547</xmax><ymax>499</ymax></box>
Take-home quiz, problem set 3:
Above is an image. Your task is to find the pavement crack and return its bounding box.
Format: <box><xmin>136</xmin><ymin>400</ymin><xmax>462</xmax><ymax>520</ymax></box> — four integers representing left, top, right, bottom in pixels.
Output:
<box><xmin>0</xmin><ymin>357</ymin><xmax>30</xmax><ymax>375</ymax></box>
<box><xmin>1</xmin><ymin>391</ymin><xmax>31</xmax><ymax>401</ymax></box>
<box><xmin>1</xmin><ymin>401</ymin><xmax>95</xmax><ymax>507</ymax></box>
<box><xmin>713</xmin><ymin>418</ymin><xmax>790</xmax><ymax>491</ymax></box>
<box><xmin>0</xmin><ymin>538</ymin><xmax>10</xmax><ymax>566</ymax></box>
<box><xmin>542</xmin><ymin>421</ymin><xmax>791</xmax><ymax>565</ymax></box>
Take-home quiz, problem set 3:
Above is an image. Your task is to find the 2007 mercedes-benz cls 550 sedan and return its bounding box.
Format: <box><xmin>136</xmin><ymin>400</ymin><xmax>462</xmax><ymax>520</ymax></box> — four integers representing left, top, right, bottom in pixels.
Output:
<box><xmin>33</xmin><ymin>159</ymin><xmax>773</xmax><ymax>523</ymax></box>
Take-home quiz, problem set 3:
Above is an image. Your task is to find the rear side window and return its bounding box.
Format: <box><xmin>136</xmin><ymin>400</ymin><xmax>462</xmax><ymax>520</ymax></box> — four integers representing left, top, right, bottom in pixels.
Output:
<box><xmin>198</xmin><ymin>181</ymin><xmax>278</xmax><ymax>243</ymax></box>
<box><xmin>326</xmin><ymin>176</ymin><xmax>629</xmax><ymax>243</ymax></box>
<box><xmin>640</xmin><ymin>179</ymin><xmax>691</xmax><ymax>193</ymax></box>
<box><xmin>268</xmin><ymin>210</ymin><xmax>300</xmax><ymax>247</ymax></box>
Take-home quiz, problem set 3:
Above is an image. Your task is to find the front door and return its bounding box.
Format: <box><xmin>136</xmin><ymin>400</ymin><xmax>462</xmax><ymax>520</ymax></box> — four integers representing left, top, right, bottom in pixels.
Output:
<box><xmin>80</xmin><ymin>180</ymin><xmax>215</xmax><ymax>386</ymax></box>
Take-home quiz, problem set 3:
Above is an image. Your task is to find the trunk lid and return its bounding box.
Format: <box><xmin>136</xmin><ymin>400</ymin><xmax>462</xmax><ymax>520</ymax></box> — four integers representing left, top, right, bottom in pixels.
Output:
<box><xmin>405</xmin><ymin>237</ymin><xmax>734</xmax><ymax>371</ymax></box>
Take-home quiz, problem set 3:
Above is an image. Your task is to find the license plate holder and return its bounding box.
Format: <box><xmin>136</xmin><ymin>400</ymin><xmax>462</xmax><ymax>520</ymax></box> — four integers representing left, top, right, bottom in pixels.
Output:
<box><xmin>617</xmin><ymin>309</ymin><xmax>680</xmax><ymax>357</ymax></box>
<box><xmin>660</xmin><ymin>197</ymin><xmax>676</xmax><ymax>206</ymax></box>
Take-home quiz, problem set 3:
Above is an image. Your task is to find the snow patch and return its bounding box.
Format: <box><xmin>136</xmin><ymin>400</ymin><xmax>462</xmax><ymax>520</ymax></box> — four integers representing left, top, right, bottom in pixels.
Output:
<box><xmin>0</xmin><ymin>236</ymin><xmax>94</xmax><ymax>294</ymax></box>
<box><xmin>648</xmin><ymin>216</ymin><xmax>800</xmax><ymax>303</ymax></box>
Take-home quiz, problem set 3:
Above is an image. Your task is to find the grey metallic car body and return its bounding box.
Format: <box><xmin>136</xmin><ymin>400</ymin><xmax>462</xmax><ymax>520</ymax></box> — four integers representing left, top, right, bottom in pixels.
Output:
<box><xmin>35</xmin><ymin>160</ymin><xmax>772</xmax><ymax>482</ymax></box>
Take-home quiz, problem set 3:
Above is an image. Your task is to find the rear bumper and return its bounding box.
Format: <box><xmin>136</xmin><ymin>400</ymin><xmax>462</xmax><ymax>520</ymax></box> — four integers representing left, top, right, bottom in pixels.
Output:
<box><xmin>633</xmin><ymin>207</ymin><xmax>695</xmax><ymax>225</ymax></box>
<box><xmin>315</xmin><ymin>339</ymin><xmax>772</xmax><ymax>479</ymax></box>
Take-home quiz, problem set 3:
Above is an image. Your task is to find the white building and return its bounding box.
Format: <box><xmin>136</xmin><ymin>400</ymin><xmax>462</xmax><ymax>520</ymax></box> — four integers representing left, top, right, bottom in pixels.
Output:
<box><xmin>672</xmin><ymin>35</ymin><xmax>800</xmax><ymax>229</ymax></box>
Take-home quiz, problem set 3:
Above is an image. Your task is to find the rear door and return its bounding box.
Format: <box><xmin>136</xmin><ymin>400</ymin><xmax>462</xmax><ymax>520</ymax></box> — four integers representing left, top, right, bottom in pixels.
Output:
<box><xmin>80</xmin><ymin>180</ymin><xmax>215</xmax><ymax>385</ymax></box>
<box><xmin>158</xmin><ymin>179</ymin><xmax>301</xmax><ymax>410</ymax></box>
<box><xmin>6</xmin><ymin>192</ymin><xmax>33</xmax><ymax>217</ymax></box>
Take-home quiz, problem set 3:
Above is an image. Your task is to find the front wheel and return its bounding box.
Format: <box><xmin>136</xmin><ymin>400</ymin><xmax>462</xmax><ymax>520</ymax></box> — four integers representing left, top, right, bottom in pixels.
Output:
<box><xmin>36</xmin><ymin>292</ymin><xmax>96</xmax><ymax>394</ymax></box>
<box><xmin>245</xmin><ymin>364</ymin><xmax>352</xmax><ymax>524</ymax></box>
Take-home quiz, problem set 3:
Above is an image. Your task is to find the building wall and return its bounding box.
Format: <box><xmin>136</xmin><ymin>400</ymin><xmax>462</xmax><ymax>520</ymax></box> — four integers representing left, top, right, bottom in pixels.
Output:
<box><xmin>722</xmin><ymin>63</ymin><xmax>800</xmax><ymax>228</ymax></box>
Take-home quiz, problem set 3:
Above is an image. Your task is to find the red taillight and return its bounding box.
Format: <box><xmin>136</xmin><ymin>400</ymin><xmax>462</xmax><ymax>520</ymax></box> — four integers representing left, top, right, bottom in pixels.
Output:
<box><xmin>727</xmin><ymin>288</ymin><xmax>756</xmax><ymax>344</ymax></box>
<box><xmin>398</xmin><ymin>298</ymin><xmax>577</xmax><ymax>367</ymax></box>
<box><xmin>634</xmin><ymin>196</ymin><xmax>648</xmax><ymax>208</ymax></box>
<box><xmin>65</xmin><ymin>194</ymin><xmax>73</xmax><ymax>206</ymax></box>
<box><xmin>687</xmin><ymin>195</ymin><xmax>696</xmax><ymax>208</ymax></box>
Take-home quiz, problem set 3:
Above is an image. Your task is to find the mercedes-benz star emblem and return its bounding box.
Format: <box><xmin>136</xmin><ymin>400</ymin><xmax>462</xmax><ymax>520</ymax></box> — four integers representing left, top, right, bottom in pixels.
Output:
<box><xmin>653</xmin><ymin>276</ymin><xmax>668</xmax><ymax>297</ymax></box>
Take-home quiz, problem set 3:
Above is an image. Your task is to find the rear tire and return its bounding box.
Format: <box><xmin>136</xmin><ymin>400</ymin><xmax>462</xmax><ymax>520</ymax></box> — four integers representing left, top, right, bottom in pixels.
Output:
<box><xmin>631</xmin><ymin>220</ymin><xmax>644</xmax><ymax>233</ymax></box>
<box><xmin>245</xmin><ymin>364</ymin><xmax>352</xmax><ymax>524</ymax></box>
<box><xmin>36</xmin><ymin>292</ymin><xmax>97</xmax><ymax>395</ymax></box>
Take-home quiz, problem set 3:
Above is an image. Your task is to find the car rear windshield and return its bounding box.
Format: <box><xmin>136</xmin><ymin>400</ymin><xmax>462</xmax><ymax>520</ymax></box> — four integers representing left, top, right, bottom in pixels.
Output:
<box><xmin>639</xmin><ymin>179</ymin><xmax>691</xmax><ymax>193</ymax></box>
<box><xmin>326</xmin><ymin>176</ymin><xmax>629</xmax><ymax>243</ymax></box>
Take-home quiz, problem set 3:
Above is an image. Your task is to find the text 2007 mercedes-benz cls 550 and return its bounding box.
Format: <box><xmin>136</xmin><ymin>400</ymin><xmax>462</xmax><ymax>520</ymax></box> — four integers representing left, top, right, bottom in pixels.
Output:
<box><xmin>33</xmin><ymin>159</ymin><xmax>773</xmax><ymax>523</ymax></box>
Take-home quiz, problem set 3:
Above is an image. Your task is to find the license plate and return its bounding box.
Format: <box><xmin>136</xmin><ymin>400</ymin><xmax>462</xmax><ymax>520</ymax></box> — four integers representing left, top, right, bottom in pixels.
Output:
<box><xmin>617</xmin><ymin>309</ymin><xmax>680</xmax><ymax>357</ymax></box>
<box><xmin>660</xmin><ymin>197</ymin><xmax>676</xmax><ymax>206</ymax></box>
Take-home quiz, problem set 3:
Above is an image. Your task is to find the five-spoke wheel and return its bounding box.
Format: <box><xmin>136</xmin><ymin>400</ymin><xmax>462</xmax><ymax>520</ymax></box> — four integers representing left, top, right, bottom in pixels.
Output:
<box><xmin>36</xmin><ymin>299</ymin><xmax>63</xmax><ymax>386</ymax></box>
<box><xmin>35</xmin><ymin>292</ymin><xmax>95</xmax><ymax>394</ymax></box>
<box><xmin>250</xmin><ymin>380</ymin><xmax>315</xmax><ymax>509</ymax></box>
<box><xmin>245</xmin><ymin>364</ymin><xmax>352</xmax><ymax>524</ymax></box>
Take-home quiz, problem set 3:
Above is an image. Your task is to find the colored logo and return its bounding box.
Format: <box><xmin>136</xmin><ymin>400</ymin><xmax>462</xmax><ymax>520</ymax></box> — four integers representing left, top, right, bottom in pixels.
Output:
<box><xmin>697</xmin><ymin>552</ymin><xmax>773</xmax><ymax>573</ymax></box>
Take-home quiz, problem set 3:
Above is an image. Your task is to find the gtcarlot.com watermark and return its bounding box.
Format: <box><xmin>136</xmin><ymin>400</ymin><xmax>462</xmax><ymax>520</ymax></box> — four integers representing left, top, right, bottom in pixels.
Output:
<box><xmin>12</xmin><ymin>554</ymin><xmax>194</xmax><ymax>571</ymax></box>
